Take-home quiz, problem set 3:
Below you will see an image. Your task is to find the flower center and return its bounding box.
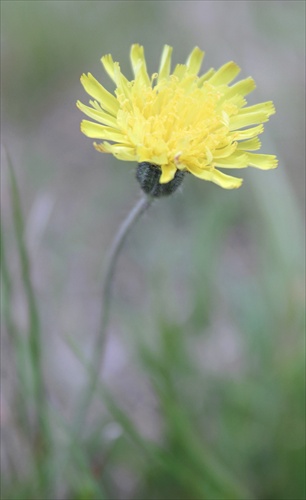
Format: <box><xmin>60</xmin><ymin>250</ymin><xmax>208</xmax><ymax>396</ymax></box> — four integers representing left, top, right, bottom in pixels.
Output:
<box><xmin>117</xmin><ymin>78</ymin><xmax>236</xmax><ymax>170</ymax></box>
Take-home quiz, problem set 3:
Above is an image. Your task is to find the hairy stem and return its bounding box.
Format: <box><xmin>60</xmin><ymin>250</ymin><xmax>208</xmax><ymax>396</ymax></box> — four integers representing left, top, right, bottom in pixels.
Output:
<box><xmin>73</xmin><ymin>193</ymin><xmax>153</xmax><ymax>435</ymax></box>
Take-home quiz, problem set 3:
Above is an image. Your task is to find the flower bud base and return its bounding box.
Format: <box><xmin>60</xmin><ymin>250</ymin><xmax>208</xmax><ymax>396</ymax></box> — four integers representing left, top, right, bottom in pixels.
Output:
<box><xmin>136</xmin><ymin>162</ymin><xmax>184</xmax><ymax>197</ymax></box>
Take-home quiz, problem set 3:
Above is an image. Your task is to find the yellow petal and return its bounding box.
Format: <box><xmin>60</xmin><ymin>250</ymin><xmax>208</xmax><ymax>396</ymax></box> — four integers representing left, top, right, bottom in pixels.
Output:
<box><xmin>76</xmin><ymin>100</ymin><xmax>118</xmax><ymax>127</ymax></box>
<box><xmin>80</xmin><ymin>73</ymin><xmax>119</xmax><ymax>115</ymax></box>
<box><xmin>211</xmin><ymin>169</ymin><xmax>243</xmax><ymax>189</ymax></box>
<box><xmin>229</xmin><ymin>109</ymin><xmax>274</xmax><ymax>130</ymax></box>
<box><xmin>130</xmin><ymin>44</ymin><xmax>150</xmax><ymax>86</ymax></box>
<box><xmin>160</xmin><ymin>164</ymin><xmax>177</xmax><ymax>183</ymax></box>
<box><xmin>188</xmin><ymin>164</ymin><xmax>243</xmax><ymax>189</ymax></box>
<box><xmin>239</xmin><ymin>101</ymin><xmax>275</xmax><ymax>117</ymax></box>
<box><xmin>80</xmin><ymin>120</ymin><xmax>126</xmax><ymax>141</ymax></box>
<box><xmin>115</xmin><ymin>69</ymin><xmax>132</xmax><ymax>99</ymax></box>
<box><xmin>213</xmin><ymin>142</ymin><xmax>238</xmax><ymax>158</ymax></box>
<box><xmin>95</xmin><ymin>141</ymin><xmax>136</xmax><ymax>161</ymax></box>
<box><xmin>158</xmin><ymin>45</ymin><xmax>173</xmax><ymax>82</ymax></box>
<box><xmin>234</xmin><ymin>124</ymin><xmax>264</xmax><ymax>140</ymax></box>
<box><xmin>179</xmin><ymin>74</ymin><xmax>198</xmax><ymax>92</ymax></box>
<box><xmin>208</xmin><ymin>61</ymin><xmax>241</xmax><ymax>86</ymax></box>
<box><xmin>101</xmin><ymin>54</ymin><xmax>121</xmax><ymax>86</ymax></box>
<box><xmin>214</xmin><ymin>152</ymin><xmax>249</xmax><ymax>169</ymax></box>
<box><xmin>100</xmin><ymin>56</ymin><xmax>131</xmax><ymax>101</ymax></box>
<box><xmin>245</xmin><ymin>153</ymin><xmax>278</xmax><ymax>170</ymax></box>
<box><xmin>150</xmin><ymin>152</ymin><xmax>169</xmax><ymax>165</ymax></box>
<box><xmin>93</xmin><ymin>142</ymin><xmax>109</xmax><ymax>153</ymax></box>
<box><xmin>198</xmin><ymin>68</ymin><xmax>215</xmax><ymax>86</ymax></box>
<box><xmin>186</xmin><ymin>47</ymin><xmax>204</xmax><ymax>75</ymax></box>
<box><xmin>89</xmin><ymin>99</ymin><xmax>103</xmax><ymax>111</ymax></box>
<box><xmin>223</xmin><ymin>77</ymin><xmax>256</xmax><ymax>99</ymax></box>
<box><xmin>227</xmin><ymin>94</ymin><xmax>247</xmax><ymax>109</ymax></box>
<box><xmin>173</xmin><ymin>64</ymin><xmax>188</xmax><ymax>81</ymax></box>
<box><xmin>236</xmin><ymin>137</ymin><xmax>261</xmax><ymax>151</ymax></box>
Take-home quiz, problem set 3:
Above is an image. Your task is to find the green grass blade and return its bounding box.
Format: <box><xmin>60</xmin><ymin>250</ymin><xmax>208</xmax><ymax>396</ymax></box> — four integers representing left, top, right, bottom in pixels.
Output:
<box><xmin>5</xmin><ymin>148</ymin><xmax>51</xmax><ymax>492</ymax></box>
<box><xmin>140</xmin><ymin>343</ymin><xmax>252</xmax><ymax>499</ymax></box>
<box><xmin>0</xmin><ymin>219</ymin><xmax>31</xmax><ymax>427</ymax></box>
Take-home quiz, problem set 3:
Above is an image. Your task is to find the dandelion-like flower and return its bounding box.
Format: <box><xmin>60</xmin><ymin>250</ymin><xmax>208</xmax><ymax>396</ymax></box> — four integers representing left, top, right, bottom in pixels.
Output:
<box><xmin>77</xmin><ymin>44</ymin><xmax>277</xmax><ymax>193</ymax></box>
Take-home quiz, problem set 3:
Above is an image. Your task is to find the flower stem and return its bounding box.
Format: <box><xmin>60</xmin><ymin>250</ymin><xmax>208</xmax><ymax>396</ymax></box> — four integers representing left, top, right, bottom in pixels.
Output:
<box><xmin>73</xmin><ymin>193</ymin><xmax>153</xmax><ymax>436</ymax></box>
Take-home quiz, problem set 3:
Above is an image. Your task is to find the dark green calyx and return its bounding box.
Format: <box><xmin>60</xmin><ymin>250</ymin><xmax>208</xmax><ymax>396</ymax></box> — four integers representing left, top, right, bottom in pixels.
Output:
<box><xmin>136</xmin><ymin>162</ymin><xmax>185</xmax><ymax>197</ymax></box>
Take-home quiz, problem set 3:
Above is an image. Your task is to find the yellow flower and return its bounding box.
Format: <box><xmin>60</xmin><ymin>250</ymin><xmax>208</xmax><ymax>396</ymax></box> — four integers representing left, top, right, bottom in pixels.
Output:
<box><xmin>77</xmin><ymin>44</ymin><xmax>278</xmax><ymax>190</ymax></box>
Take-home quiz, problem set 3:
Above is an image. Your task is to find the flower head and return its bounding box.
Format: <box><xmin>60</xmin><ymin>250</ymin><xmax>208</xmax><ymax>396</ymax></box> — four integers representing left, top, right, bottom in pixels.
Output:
<box><xmin>77</xmin><ymin>44</ymin><xmax>277</xmax><ymax>191</ymax></box>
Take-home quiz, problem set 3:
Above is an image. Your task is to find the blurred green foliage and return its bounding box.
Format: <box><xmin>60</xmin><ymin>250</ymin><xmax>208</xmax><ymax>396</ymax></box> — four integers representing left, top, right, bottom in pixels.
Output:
<box><xmin>1</xmin><ymin>1</ymin><xmax>305</xmax><ymax>499</ymax></box>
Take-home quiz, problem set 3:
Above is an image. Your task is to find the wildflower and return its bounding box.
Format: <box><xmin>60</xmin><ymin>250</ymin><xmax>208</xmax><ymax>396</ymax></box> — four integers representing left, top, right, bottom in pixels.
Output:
<box><xmin>77</xmin><ymin>44</ymin><xmax>277</xmax><ymax>193</ymax></box>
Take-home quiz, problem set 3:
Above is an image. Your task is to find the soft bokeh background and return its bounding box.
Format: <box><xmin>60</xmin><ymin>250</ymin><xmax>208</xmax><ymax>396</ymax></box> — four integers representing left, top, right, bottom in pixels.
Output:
<box><xmin>1</xmin><ymin>1</ymin><xmax>305</xmax><ymax>499</ymax></box>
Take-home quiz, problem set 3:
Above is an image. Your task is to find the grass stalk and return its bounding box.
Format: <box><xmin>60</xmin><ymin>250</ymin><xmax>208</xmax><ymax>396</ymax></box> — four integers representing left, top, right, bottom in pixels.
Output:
<box><xmin>0</xmin><ymin>220</ymin><xmax>31</xmax><ymax>427</ymax></box>
<box><xmin>5</xmin><ymin>149</ymin><xmax>51</xmax><ymax>492</ymax></box>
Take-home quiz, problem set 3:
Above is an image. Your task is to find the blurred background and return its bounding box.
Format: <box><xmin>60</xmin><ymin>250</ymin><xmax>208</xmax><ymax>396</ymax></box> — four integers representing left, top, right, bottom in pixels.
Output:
<box><xmin>1</xmin><ymin>1</ymin><xmax>305</xmax><ymax>499</ymax></box>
